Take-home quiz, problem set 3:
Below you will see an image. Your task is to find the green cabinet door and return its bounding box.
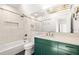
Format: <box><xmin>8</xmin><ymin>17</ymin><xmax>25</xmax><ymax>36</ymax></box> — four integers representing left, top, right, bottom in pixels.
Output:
<box><xmin>34</xmin><ymin>37</ymin><xmax>58</xmax><ymax>55</ymax></box>
<box><xmin>34</xmin><ymin>43</ymin><xmax>45</xmax><ymax>55</ymax></box>
<box><xmin>57</xmin><ymin>42</ymin><xmax>79</xmax><ymax>55</ymax></box>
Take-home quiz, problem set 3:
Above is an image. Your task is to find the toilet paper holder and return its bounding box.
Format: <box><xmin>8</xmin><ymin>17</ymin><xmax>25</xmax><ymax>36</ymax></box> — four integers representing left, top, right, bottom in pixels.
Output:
<box><xmin>24</xmin><ymin>34</ymin><xmax>27</xmax><ymax>37</ymax></box>
<box><xmin>24</xmin><ymin>34</ymin><xmax>28</xmax><ymax>42</ymax></box>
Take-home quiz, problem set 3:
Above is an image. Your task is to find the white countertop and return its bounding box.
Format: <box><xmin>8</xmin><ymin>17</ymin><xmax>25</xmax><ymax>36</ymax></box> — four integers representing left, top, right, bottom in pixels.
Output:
<box><xmin>35</xmin><ymin>33</ymin><xmax>79</xmax><ymax>46</ymax></box>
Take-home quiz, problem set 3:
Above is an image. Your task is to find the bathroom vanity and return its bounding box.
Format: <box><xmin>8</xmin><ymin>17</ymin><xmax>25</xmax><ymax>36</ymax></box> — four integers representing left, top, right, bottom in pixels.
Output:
<box><xmin>34</xmin><ymin>33</ymin><xmax>79</xmax><ymax>55</ymax></box>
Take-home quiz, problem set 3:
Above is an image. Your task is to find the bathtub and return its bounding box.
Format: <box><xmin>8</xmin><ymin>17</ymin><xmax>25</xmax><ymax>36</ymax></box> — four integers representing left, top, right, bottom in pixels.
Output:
<box><xmin>0</xmin><ymin>40</ymin><xmax>24</xmax><ymax>55</ymax></box>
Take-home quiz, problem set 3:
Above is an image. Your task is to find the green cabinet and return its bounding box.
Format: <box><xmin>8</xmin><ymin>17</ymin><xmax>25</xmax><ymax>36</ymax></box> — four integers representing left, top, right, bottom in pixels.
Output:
<box><xmin>34</xmin><ymin>37</ymin><xmax>79</xmax><ymax>55</ymax></box>
<box><xmin>34</xmin><ymin>37</ymin><xmax>57</xmax><ymax>55</ymax></box>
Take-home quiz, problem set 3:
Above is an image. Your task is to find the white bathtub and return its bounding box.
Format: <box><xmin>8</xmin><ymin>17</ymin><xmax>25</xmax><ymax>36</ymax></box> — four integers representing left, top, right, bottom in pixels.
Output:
<box><xmin>0</xmin><ymin>40</ymin><xmax>24</xmax><ymax>55</ymax></box>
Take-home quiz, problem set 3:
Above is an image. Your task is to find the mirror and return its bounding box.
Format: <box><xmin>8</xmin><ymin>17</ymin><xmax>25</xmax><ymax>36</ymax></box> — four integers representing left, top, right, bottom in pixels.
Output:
<box><xmin>40</xmin><ymin>4</ymin><xmax>79</xmax><ymax>33</ymax></box>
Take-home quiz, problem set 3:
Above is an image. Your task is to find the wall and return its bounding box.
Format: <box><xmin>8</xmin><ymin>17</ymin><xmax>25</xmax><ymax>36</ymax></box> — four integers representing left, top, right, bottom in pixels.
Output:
<box><xmin>0</xmin><ymin>5</ymin><xmax>24</xmax><ymax>44</ymax></box>
<box><xmin>23</xmin><ymin>17</ymin><xmax>42</xmax><ymax>43</ymax></box>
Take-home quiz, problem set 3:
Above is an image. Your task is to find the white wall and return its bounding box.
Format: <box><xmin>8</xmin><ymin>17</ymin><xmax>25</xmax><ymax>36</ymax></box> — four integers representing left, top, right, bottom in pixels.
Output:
<box><xmin>22</xmin><ymin>16</ymin><xmax>42</xmax><ymax>43</ymax></box>
<box><xmin>0</xmin><ymin>5</ymin><xmax>24</xmax><ymax>44</ymax></box>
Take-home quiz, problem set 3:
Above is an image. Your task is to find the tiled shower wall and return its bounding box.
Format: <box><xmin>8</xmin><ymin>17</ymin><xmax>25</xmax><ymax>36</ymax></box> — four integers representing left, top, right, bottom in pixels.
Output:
<box><xmin>0</xmin><ymin>5</ymin><xmax>24</xmax><ymax>44</ymax></box>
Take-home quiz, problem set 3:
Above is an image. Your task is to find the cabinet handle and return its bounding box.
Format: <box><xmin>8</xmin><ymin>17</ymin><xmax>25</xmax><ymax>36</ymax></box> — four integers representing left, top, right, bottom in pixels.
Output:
<box><xmin>66</xmin><ymin>46</ymin><xmax>75</xmax><ymax>48</ymax></box>
<box><xmin>65</xmin><ymin>53</ymin><xmax>71</xmax><ymax>55</ymax></box>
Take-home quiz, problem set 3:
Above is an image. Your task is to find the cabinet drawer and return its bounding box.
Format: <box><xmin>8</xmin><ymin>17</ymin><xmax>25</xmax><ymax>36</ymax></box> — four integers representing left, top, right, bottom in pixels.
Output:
<box><xmin>58</xmin><ymin>42</ymin><xmax>79</xmax><ymax>54</ymax></box>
